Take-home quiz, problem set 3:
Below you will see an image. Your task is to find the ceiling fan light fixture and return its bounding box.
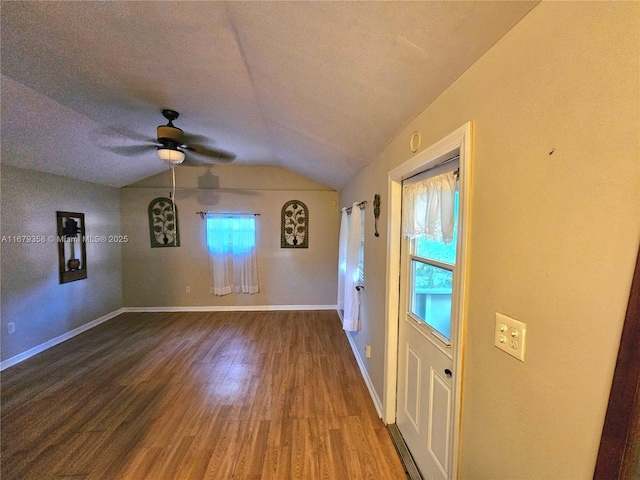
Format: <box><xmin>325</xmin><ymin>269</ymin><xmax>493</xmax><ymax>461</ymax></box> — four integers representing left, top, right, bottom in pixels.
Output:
<box><xmin>157</xmin><ymin>147</ymin><xmax>185</xmax><ymax>165</ymax></box>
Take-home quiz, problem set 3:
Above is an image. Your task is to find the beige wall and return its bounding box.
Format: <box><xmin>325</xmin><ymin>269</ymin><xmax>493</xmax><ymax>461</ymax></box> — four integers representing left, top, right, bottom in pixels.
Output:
<box><xmin>0</xmin><ymin>165</ymin><xmax>123</xmax><ymax>362</ymax></box>
<box><xmin>340</xmin><ymin>2</ymin><xmax>639</xmax><ymax>478</ymax></box>
<box><xmin>121</xmin><ymin>165</ymin><xmax>339</xmax><ymax>308</ymax></box>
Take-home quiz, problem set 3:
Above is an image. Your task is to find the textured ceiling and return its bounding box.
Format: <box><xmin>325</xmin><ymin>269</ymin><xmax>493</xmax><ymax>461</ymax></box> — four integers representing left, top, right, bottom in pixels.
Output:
<box><xmin>1</xmin><ymin>1</ymin><xmax>537</xmax><ymax>190</ymax></box>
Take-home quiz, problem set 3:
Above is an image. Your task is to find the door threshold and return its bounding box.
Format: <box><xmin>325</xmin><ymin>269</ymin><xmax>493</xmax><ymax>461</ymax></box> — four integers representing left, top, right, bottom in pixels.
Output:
<box><xmin>387</xmin><ymin>423</ymin><xmax>423</xmax><ymax>480</ymax></box>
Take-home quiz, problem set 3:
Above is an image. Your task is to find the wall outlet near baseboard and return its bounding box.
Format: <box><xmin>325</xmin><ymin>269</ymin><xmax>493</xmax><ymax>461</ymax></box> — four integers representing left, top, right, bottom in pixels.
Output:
<box><xmin>186</xmin><ymin>285</ymin><xmax>191</xmax><ymax>293</ymax></box>
<box><xmin>365</xmin><ymin>344</ymin><xmax>371</xmax><ymax>359</ymax></box>
<box><xmin>7</xmin><ymin>322</ymin><xmax>15</xmax><ymax>334</ymax></box>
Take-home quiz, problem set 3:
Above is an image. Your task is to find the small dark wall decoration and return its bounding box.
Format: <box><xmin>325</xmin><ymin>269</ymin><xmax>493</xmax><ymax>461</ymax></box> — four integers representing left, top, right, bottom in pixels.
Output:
<box><xmin>57</xmin><ymin>211</ymin><xmax>87</xmax><ymax>284</ymax></box>
<box><xmin>148</xmin><ymin>197</ymin><xmax>180</xmax><ymax>247</ymax></box>
<box><xmin>281</xmin><ymin>200</ymin><xmax>308</xmax><ymax>248</ymax></box>
<box><xmin>373</xmin><ymin>194</ymin><xmax>381</xmax><ymax>237</ymax></box>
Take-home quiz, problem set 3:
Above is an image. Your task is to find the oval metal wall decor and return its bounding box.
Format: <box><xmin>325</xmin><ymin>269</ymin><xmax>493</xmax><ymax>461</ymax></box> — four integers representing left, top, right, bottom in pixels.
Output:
<box><xmin>281</xmin><ymin>200</ymin><xmax>308</xmax><ymax>248</ymax></box>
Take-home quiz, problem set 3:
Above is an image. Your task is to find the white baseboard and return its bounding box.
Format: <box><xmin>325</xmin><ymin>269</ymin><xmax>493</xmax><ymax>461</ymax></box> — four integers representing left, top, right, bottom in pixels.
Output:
<box><xmin>1</xmin><ymin>305</ymin><xmax>338</xmax><ymax>370</ymax></box>
<box><xmin>0</xmin><ymin>308</ymin><xmax>126</xmax><ymax>371</ymax></box>
<box><xmin>123</xmin><ymin>305</ymin><xmax>337</xmax><ymax>313</ymax></box>
<box><xmin>344</xmin><ymin>330</ymin><xmax>384</xmax><ymax>419</ymax></box>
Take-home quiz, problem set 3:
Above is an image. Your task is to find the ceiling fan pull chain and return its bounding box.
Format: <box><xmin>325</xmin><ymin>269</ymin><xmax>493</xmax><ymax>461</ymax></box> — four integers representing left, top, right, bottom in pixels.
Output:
<box><xmin>171</xmin><ymin>165</ymin><xmax>177</xmax><ymax>246</ymax></box>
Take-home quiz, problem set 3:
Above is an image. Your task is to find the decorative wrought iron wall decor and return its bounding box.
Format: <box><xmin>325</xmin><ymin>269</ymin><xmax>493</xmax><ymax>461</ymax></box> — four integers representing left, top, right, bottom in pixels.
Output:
<box><xmin>281</xmin><ymin>200</ymin><xmax>308</xmax><ymax>248</ymax></box>
<box><xmin>148</xmin><ymin>197</ymin><xmax>180</xmax><ymax>247</ymax></box>
<box><xmin>374</xmin><ymin>194</ymin><xmax>381</xmax><ymax>237</ymax></box>
<box><xmin>57</xmin><ymin>211</ymin><xmax>87</xmax><ymax>284</ymax></box>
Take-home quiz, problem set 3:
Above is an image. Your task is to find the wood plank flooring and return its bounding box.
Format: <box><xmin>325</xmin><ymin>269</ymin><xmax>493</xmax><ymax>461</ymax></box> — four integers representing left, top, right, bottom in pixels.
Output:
<box><xmin>1</xmin><ymin>311</ymin><xmax>407</xmax><ymax>479</ymax></box>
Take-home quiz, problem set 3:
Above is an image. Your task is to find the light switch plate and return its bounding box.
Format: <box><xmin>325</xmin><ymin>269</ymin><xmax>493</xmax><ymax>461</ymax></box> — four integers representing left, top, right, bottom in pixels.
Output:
<box><xmin>494</xmin><ymin>313</ymin><xmax>526</xmax><ymax>362</ymax></box>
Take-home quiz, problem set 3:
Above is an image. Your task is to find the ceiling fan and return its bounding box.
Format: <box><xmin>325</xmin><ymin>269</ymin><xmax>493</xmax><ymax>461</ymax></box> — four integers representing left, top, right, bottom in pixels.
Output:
<box><xmin>104</xmin><ymin>110</ymin><xmax>237</xmax><ymax>245</ymax></box>
<box><xmin>107</xmin><ymin>109</ymin><xmax>236</xmax><ymax>167</ymax></box>
<box><xmin>155</xmin><ymin>109</ymin><xmax>235</xmax><ymax>166</ymax></box>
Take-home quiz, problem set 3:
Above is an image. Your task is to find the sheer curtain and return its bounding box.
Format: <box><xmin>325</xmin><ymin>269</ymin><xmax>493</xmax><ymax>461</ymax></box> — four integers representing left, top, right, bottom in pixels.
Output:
<box><xmin>337</xmin><ymin>208</ymin><xmax>349</xmax><ymax>311</ymax></box>
<box><xmin>343</xmin><ymin>202</ymin><xmax>362</xmax><ymax>331</ymax></box>
<box><xmin>207</xmin><ymin>215</ymin><xmax>259</xmax><ymax>296</ymax></box>
<box><xmin>403</xmin><ymin>171</ymin><xmax>457</xmax><ymax>243</ymax></box>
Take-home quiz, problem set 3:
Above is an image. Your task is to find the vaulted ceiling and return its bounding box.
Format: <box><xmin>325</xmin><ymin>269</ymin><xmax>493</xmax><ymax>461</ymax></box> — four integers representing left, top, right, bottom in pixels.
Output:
<box><xmin>1</xmin><ymin>1</ymin><xmax>537</xmax><ymax>190</ymax></box>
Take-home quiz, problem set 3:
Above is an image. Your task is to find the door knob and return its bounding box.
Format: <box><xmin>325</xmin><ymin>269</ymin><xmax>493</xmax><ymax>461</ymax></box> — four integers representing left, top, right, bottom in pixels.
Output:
<box><xmin>444</xmin><ymin>369</ymin><xmax>452</xmax><ymax>377</ymax></box>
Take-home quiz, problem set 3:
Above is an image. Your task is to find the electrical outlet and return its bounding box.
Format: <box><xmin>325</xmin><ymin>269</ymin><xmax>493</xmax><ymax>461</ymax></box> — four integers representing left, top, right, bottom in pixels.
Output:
<box><xmin>186</xmin><ymin>285</ymin><xmax>191</xmax><ymax>293</ymax></box>
<box><xmin>365</xmin><ymin>345</ymin><xmax>371</xmax><ymax>359</ymax></box>
<box><xmin>494</xmin><ymin>313</ymin><xmax>526</xmax><ymax>362</ymax></box>
<box><xmin>7</xmin><ymin>322</ymin><xmax>15</xmax><ymax>334</ymax></box>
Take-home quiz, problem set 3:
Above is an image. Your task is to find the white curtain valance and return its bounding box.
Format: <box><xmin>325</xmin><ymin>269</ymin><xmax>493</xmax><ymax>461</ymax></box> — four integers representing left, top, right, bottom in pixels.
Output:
<box><xmin>402</xmin><ymin>171</ymin><xmax>457</xmax><ymax>244</ymax></box>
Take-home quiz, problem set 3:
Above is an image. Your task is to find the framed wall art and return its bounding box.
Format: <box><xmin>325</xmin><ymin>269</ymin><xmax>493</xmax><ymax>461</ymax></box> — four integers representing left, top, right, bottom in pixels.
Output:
<box><xmin>148</xmin><ymin>197</ymin><xmax>180</xmax><ymax>247</ymax></box>
<box><xmin>56</xmin><ymin>211</ymin><xmax>87</xmax><ymax>284</ymax></box>
<box><xmin>281</xmin><ymin>200</ymin><xmax>308</xmax><ymax>248</ymax></box>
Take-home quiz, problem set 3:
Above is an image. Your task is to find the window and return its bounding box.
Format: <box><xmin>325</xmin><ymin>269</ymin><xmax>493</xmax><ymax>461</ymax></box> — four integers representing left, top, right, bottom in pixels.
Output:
<box><xmin>206</xmin><ymin>215</ymin><xmax>259</xmax><ymax>295</ymax></box>
<box><xmin>207</xmin><ymin>216</ymin><xmax>256</xmax><ymax>252</ymax></box>
<box><xmin>403</xmin><ymin>162</ymin><xmax>459</xmax><ymax>342</ymax></box>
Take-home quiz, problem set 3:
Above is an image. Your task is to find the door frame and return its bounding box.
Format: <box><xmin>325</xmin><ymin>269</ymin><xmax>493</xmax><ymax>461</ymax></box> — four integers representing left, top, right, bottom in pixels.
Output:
<box><xmin>383</xmin><ymin>123</ymin><xmax>471</xmax><ymax>478</ymax></box>
<box><xmin>594</xmin><ymin>247</ymin><xmax>640</xmax><ymax>478</ymax></box>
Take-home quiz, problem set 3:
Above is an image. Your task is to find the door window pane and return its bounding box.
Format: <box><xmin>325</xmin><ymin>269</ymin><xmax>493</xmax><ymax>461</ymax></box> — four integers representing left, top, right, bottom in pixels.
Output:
<box><xmin>414</xmin><ymin>190</ymin><xmax>458</xmax><ymax>263</ymax></box>
<box><xmin>410</xmin><ymin>259</ymin><xmax>453</xmax><ymax>340</ymax></box>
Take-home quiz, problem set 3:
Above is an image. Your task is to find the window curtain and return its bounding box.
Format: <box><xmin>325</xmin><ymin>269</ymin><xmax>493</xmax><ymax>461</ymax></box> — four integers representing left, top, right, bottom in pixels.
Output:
<box><xmin>207</xmin><ymin>215</ymin><xmax>259</xmax><ymax>296</ymax></box>
<box><xmin>343</xmin><ymin>202</ymin><xmax>362</xmax><ymax>331</ymax></box>
<box><xmin>402</xmin><ymin>171</ymin><xmax>457</xmax><ymax>244</ymax></box>
<box><xmin>337</xmin><ymin>208</ymin><xmax>349</xmax><ymax>311</ymax></box>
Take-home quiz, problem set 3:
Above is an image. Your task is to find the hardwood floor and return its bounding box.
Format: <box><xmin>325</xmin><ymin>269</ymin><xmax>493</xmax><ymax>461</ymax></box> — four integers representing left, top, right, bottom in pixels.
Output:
<box><xmin>1</xmin><ymin>311</ymin><xmax>407</xmax><ymax>479</ymax></box>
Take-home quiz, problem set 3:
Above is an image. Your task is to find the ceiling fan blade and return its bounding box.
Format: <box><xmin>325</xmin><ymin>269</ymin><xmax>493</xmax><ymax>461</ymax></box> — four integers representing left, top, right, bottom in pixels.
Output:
<box><xmin>94</xmin><ymin>125</ymin><xmax>157</xmax><ymax>144</ymax></box>
<box><xmin>184</xmin><ymin>144</ymin><xmax>236</xmax><ymax>161</ymax></box>
<box><xmin>105</xmin><ymin>144</ymin><xmax>157</xmax><ymax>156</ymax></box>
<box><xmin>179</xmin><ymin>157</ymin><xmax>213</xmax><ymax>167</ymax></box>
<box><xmin>181</xmin><ymin>133</ymin><xmax>211</xmax><ymax>144</ymax></box>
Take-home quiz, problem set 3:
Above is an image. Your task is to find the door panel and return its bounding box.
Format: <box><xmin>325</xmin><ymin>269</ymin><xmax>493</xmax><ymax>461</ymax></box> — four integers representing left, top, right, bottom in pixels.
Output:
<box><xmin>405</xmin><ymin>345</ymin><xmax>422</xmax><ymax>430</ymax></box>
<box><xmin>397</xmin><ymin>317</ymin><xmax>452</xmax><ymax>479</ymax></box>
<box><xmin>428</xmin><ymin>369</ymin><xmax>451</xmax><ymax>477</ymax></box>
<box><xmin>396</xmin><ymin>160</ymin><xmax>459</xmax><ymax>480</ymax></box>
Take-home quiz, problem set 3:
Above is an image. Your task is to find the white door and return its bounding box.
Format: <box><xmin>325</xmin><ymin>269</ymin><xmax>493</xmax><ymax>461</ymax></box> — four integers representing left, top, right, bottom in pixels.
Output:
<box><xmin>396</xmin><ymin>160</ymin><xmax>460</xmax><ymax>479</ymax></box>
